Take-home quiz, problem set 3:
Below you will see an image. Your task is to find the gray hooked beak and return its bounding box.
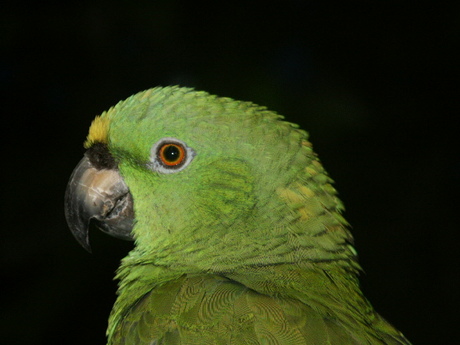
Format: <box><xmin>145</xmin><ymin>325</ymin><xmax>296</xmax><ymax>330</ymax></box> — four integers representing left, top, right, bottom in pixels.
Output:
<box><xmin>64</xmin><ymin>154</ymin><xmax>134</xmax><ymax>252</ymax></box>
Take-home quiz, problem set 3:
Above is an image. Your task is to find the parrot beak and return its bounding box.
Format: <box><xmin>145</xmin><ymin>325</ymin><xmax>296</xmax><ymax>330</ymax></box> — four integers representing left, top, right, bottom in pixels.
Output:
<box><xmin>64</xmin><ymin>154</ymin><xmax>134</xmax><ymax>252</ymax></box>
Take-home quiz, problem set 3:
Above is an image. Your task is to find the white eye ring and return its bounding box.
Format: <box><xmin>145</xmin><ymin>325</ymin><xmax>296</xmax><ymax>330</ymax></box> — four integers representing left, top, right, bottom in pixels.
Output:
<box><xmin>148</xmin><ymin>138</ymin><xmax>195</xmax><ymax>174</ymax></box>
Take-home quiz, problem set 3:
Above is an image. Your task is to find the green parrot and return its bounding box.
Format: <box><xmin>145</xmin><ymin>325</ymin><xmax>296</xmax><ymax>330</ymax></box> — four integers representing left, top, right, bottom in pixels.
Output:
<box><xmin>65</xmin><ymin>86</ymin><xmax>411</xmax><ymax>345</ymax></box>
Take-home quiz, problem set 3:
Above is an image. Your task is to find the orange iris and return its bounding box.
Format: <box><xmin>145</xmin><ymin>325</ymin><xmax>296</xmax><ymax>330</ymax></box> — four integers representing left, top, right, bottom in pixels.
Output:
<box><xmin>158</xmin><ymin>143</ymin><xmax>186</xmax><ymax>166</ymax></box>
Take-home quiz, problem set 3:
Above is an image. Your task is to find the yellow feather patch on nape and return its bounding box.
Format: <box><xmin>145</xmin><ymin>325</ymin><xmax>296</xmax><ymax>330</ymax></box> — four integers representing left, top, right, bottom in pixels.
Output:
<box><xmin>84</xmin><ymin>108</ymin><xmax>113</xmax><ymax>148</ymax></box>
<box><xmin>277</xmin><ymin>183</ymin><xmax>315</xmax><ymax>221</ymax></box>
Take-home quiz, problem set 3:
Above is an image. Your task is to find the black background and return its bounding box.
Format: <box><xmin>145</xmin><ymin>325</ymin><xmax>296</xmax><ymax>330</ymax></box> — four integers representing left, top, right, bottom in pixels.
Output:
<box><xmin>2</xmin><ymin>2</ymin><xmax>458</xmax><ymax>344</ymax></box>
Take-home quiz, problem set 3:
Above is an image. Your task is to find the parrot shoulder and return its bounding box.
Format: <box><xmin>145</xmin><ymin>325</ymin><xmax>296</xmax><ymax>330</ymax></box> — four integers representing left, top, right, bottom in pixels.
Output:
<box><xmin>107</xmin><ymin>272</ymin><xmax>408</xmax><ymax>345</ymax></box>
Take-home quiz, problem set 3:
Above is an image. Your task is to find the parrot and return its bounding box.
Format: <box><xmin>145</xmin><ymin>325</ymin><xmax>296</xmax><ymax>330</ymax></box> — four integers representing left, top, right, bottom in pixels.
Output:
<box><xmin>65</xmin><ymin>86</ymin><xmax>411</xmax><ymax>345</ymax></box>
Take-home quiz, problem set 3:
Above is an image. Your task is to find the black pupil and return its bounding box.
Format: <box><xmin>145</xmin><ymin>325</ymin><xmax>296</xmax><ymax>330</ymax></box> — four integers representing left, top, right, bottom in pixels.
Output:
<box><xmin>163</xmin><ymin>145</ymin><xmax>181</xmax><ymax>162</ymax></box>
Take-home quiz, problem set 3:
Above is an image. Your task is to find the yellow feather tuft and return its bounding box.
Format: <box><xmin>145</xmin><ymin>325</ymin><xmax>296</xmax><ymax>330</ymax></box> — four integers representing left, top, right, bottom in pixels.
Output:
<box><xmin>84</xmin><ymin>109</ymin><xmax>113</xmax><ymax>148</ymax></box>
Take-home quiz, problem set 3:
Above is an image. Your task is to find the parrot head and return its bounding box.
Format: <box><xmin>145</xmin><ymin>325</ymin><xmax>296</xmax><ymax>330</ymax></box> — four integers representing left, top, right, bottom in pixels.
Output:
<box><xmin>65</xmin><ymin>86</ymin><xmax>354</xmax><ymax>272</ymax></box>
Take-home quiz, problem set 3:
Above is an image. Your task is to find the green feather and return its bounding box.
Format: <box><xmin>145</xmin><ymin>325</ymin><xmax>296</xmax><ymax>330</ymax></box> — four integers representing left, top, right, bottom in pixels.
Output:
<box><xmin>82</xmin><ymin>86</ymin><xmax>410</xmax><ymax>344</ymax></box>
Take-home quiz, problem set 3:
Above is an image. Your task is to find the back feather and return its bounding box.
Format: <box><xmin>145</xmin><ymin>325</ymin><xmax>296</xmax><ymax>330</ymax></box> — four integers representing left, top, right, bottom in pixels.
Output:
<box><xmin>109</xmin><ymin>273</ymin><xmax>410</xmax><ymax>345</ymax></box>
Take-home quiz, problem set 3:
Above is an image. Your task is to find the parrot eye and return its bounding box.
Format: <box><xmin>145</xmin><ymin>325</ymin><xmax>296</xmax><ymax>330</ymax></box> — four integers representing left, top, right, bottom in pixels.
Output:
<box><xmin>148</xmin><ymin>138</ymin><xmax>195</xmax><ymax>173</ymax></box>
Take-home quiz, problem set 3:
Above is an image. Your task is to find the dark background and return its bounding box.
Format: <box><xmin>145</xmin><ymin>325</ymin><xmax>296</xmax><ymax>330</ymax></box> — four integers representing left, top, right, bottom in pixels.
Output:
<box><xmin>2</xmin><ymin>2</ymin><xmax>458</xmax><ymax>344</ymax></box>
